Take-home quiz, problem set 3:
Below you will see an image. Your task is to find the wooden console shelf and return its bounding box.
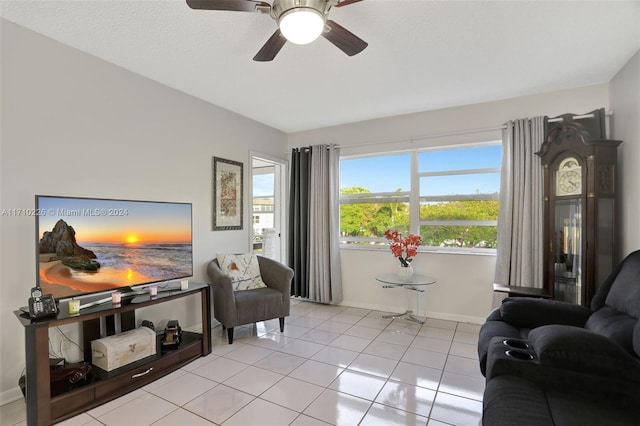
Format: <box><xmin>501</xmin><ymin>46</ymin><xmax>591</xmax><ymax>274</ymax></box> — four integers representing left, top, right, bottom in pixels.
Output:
<box><xmin>15</xmin><ymin>283</ymin><xmax>211</xmax><ymax>426</ymax></box>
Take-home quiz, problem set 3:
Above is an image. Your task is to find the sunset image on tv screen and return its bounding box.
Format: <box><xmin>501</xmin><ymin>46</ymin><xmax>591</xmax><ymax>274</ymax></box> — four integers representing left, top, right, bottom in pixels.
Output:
<box><xmin>36</xmin><ymin>196</ymin><xmax>193</xmax><ymax>299</ymax></box>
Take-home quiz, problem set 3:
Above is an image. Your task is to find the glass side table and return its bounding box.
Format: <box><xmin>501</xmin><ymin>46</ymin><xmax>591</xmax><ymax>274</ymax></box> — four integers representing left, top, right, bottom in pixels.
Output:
<box><xmin>375</xmin><ymin>273</ymin><xmax>436</xmax><ymax>324</ymax></box>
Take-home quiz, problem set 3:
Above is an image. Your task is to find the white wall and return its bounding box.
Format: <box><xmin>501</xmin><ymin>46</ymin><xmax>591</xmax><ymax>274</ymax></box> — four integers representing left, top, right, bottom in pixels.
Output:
<box><xmin>288</xmin><ymin>84</ymin><xmax>612</xmax><ymax>325</ymax></box>
<box><xmin>610</xmin><ymin>49</ymin><xmax>640</xmax><ymax>258</ymax></box>
<box><xmin>0</xmin><ymin>20</ymin><xmax>287</xmax><ymax>403</ymax></box>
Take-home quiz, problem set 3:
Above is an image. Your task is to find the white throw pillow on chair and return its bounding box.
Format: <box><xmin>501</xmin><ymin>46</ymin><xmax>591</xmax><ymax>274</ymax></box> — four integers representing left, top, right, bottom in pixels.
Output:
<box><xmin>216</xmin><ymin>253</ymin><xmax>267</xmax><ymax>291</ymax></box>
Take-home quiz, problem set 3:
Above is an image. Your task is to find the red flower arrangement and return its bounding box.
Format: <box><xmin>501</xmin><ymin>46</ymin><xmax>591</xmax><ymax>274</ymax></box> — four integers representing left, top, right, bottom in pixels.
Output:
<box><xmin>384</xmin><ymin>230</ymin><xmax>422</xmax><ymax>267</ymax></box>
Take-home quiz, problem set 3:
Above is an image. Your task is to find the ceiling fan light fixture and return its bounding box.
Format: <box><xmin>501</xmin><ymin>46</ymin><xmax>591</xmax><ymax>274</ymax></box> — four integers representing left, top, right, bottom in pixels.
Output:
<box><xmin>279</xmin><ymin>8</ymin><xmax>325</xmax><ymax>45</ymax></box>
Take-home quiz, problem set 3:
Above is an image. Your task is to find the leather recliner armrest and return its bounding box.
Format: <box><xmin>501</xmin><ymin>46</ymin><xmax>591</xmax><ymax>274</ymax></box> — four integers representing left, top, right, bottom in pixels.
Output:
<box><xmin>499</xmin><ymin>298</ymin><xmax>592</xmax><ymax>328</ymax></box>
<box><xmin>528</xmin><ymin>324</ymin><xmax>640</xmax><ymax>382</ymax></box>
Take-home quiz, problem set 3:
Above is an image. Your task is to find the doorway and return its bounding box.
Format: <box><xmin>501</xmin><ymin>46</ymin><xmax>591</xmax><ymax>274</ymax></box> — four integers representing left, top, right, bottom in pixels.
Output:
<box><xmin>250</xmin><ymin>152</ymin><xmax>287</xmax><ymax>262</ymax></box>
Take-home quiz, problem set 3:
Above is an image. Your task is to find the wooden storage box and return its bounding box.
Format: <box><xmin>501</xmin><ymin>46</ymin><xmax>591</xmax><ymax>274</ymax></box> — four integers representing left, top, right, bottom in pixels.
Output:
<box><xmin>91</xmin><ymin>327</ymin><xmax>156</xmax><ymax>372</ymax></box>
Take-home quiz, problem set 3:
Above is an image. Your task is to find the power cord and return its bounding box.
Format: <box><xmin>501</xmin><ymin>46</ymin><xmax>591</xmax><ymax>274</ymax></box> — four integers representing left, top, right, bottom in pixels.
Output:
<box><xmin>52</xmin><ymin>327</ymin><xmax>84</xmax><ymax>362</ymax></box>
<box><xmin>56</xmin><ymin>326</ymin><xmax>84</xmax><ymax>352</ymax></box>
<box><xmin>49</xmin><ymin>336</ymin><xmax>62</xmax><ymax>359</ymax></box>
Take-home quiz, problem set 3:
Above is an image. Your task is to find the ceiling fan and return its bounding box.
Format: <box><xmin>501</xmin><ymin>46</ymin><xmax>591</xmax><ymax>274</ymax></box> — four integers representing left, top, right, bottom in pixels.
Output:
<box><xmin>186</xmin><ymin>0</ymin><xmax>368</xmax><ymax>61</ymax></box>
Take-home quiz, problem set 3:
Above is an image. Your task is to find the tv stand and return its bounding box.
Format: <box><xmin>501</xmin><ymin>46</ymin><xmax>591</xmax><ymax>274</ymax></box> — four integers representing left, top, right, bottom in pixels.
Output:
<box><xmin>15</xmin><ymin>283</ymin><xmax>211</xmax><ymax>426</ymax></box>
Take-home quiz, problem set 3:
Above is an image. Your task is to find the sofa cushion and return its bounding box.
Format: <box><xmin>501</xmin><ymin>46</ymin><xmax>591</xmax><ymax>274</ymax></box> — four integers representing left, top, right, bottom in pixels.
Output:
<box><xmin>528</xmin><ymin>325</ymin><xmax>640</xmax><ymax>381</ymax></box>
<box><xmin>484</xmin><ymin>371</ymin><xmax>640</xmax><ymax>426</ymax></box>
<box><xmin>216</xmin><ymin>253</ymin><xmax>267</xmax><ymax>291</ymax></box>
<box><xmin>584</xmin><ymin>306</ymin><xmax>637</xmax><ymax>355</ymax></box>
<box><xmin>234</xmin><ymin>287</ymin><xmax>283</xmax><ymax>324</ymax></box>
<box><xmin>605</xmin><ymin>250</ymin><xmax>640</xmax><ymax>318</ymax></box>
<box><xmin>634</xmin><ymin>321</ymin><xmax>640</xmax><ymax>358</ymax></box>
<box><xmin>545</xmin><ymin>388</ymin><xmax>640</xmax><ymax>426</ymax></box>
<box><xmin>483</xmin><ymin>376</ymin><xmax>554</xmax><ymax>426</ymax></box>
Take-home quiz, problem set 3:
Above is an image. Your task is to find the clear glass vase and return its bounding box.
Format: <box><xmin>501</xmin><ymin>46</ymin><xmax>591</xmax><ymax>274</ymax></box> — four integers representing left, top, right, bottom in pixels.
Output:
<box><xmin>398</xmin><ymin>264</ymin><xmax>414</xmax><ymax>280</ymax></box>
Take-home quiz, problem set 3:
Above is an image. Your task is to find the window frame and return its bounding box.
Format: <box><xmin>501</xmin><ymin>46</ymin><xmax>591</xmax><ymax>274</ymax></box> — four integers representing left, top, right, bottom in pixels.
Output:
<box><xmin>339</xmin><ymin>141</ymin><xmax>501</xmax><ymax>254</ymax></box>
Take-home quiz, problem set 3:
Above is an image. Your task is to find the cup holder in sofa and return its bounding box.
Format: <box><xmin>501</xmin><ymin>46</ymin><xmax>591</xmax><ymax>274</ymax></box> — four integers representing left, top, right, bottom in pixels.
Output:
<box><xmin>503</xmin><ymin>339</ymin><xmax>530</xmax><ymax>350</ymax></box>
<box><xmin>505</xmin><ymin>349</ymin><xmax>535</xmax><ymax>360</ymax></box>
<box><xmin>485</xmin><ymin>337</ymin><xmax>538</xmax><ymax>379</ymax></box>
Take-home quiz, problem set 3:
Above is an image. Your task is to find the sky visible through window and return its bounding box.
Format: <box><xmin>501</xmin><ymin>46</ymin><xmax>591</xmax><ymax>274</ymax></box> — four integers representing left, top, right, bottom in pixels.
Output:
<box><xmin>253</xmin><ymin>174</ymin><xmax>274</xmax><ymax>196</ymax></box>
<box><xmin>341</xmin><ymin>145</ymin><xmax>502</xmax><ymax>194</ymax></box>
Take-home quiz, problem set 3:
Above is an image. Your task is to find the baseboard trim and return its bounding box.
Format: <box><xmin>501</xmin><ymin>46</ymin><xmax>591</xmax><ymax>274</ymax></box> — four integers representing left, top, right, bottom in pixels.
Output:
<box><xmin>338</xmin><ymin>300</ymin><xmax>485</xmax><ymax>325</ymax></box>
<box><xmin>0</xmin><ymin>387</ymin><xmax>24</xmax><ymax>408</ymax></box>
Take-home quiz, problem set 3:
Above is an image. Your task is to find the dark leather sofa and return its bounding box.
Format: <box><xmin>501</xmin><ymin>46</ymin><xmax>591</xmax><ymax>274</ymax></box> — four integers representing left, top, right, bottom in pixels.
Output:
<box><xmin>478</xmin><ymin>250</ymin><xmax>640</xmax><ymax>426</ymax></box>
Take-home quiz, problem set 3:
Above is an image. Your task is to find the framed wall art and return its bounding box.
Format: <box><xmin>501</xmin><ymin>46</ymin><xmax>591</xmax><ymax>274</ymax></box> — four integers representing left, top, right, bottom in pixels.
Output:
<box><xmin>213</xmin><ymin>156</ymin><xmax>243</xmax><ymax>230</ymax></box>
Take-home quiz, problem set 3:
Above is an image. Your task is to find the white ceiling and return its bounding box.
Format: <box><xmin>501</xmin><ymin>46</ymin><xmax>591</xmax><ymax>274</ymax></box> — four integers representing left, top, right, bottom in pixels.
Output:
<box><xmin>1</xmin><ymin>1</ymin><xmax>639</xmax><ymax>133</ymax></box>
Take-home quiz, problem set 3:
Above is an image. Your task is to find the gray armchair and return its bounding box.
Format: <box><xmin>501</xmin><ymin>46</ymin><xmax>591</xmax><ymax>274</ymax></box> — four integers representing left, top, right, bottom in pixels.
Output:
<box><xmin>207</xmin><ymin>255</ymin><xmax>294</xmax><ymax>344</ymax></box>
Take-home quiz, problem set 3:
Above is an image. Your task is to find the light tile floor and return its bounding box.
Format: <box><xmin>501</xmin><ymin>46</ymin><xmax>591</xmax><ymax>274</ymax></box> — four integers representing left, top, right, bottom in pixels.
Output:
<box><xmin>0</xmin><ymin>300</ymin><xmax>484</xmax><ymax>426</ymax></box>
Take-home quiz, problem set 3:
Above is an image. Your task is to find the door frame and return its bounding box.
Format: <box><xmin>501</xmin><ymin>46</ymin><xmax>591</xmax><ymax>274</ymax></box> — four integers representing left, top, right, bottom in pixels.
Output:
<box><xmin>249</xmin><ymin>150</ymin><xmax>288</xmax><ymax>262</ymax></box>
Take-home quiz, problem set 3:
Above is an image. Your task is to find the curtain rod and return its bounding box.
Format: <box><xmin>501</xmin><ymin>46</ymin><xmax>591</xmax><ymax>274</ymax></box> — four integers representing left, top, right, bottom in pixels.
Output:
<box><xmin>335</xmin><ymin>126</ymin><xmax>506</xmax><ymax>149</ymax></box>
<box><xmin>334</xmin><ymin>110</ymin><xmax>613</xmax><ymax>149</ymax></box>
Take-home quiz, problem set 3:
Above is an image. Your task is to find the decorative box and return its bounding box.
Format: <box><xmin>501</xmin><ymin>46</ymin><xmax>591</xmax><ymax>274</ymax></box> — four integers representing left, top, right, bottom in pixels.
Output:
<box><xmin>91</xmin><ymin>327</ymin><xmax>157</xmax><ymax>372</ymax></box>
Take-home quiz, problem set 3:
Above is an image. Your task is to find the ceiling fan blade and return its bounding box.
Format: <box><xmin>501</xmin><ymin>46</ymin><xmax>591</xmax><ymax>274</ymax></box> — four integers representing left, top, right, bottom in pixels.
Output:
<box><xmin>335</xmin><ymin>0</ymin><xmax>363</xmax><ymax>7</ymax></box>
<box><xmin>322</xmin><ymin>20</ymin><xmax>368</xmax><ymax>56</ymax></box>
<box><xmin>253</xmin><ymin>30</ymin><xmax>287</xmax><ymax>62</ymax></box>
<box><xmin>186</xmin><ymin>0</ymin><xmax>270</xmax><ymax>12</ymax></box>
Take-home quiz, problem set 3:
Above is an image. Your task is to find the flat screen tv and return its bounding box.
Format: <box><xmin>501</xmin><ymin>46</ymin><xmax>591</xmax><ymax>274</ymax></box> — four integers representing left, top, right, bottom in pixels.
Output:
<box><xmin>36</xmin><ymin>195</ymin><xmax>193</xmax><ymax>301</ymax></box>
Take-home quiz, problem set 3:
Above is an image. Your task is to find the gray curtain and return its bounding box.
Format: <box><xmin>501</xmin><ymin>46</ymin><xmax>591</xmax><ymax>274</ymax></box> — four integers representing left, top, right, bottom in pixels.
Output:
<box><xmin>289</xmin><ymin>145</ymin><xmax>343</xmax><ymax>303</ymax></box>
<box><xmin>495</xmin><ymin>117</ymin><xmax>544</xmax><ymax>288</ymax></box>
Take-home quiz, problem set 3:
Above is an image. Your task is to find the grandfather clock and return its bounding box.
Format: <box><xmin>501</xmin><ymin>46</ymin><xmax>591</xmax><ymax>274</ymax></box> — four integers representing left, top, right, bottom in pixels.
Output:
<box><xmin>536</xmin><ymin>110</ymin><xmax>621</xmax><ymax>306</ymax></box>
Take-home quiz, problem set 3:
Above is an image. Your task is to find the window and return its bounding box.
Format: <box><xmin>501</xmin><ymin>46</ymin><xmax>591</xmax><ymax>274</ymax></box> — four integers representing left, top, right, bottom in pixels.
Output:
<box><xmin>418</xmin><ymin>145</ymin><xmax>501</xmax><ymax>249</ymax></box>
<box><xmin>340</xmin><ymin>154</ymin><xmax>411</xmax><ymax>242</ymax></box>
<box><xmin>339</xmin><ymin>143</ymin><xmax>501</xmax><ymax>251</ymax></box>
